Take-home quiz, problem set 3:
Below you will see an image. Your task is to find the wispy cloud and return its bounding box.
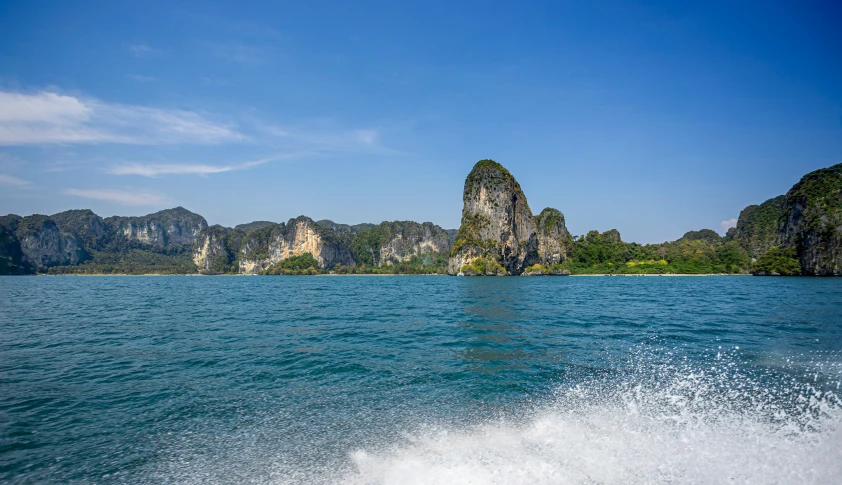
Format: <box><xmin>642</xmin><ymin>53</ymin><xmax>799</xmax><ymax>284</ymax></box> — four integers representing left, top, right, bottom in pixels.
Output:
<box><xmin>63</xmin><ymin>188</ymin><xmax>167</xmax><ymax>206</ymax></box>
<box><xmin>201</xmin><ymin>77</ymin><xmax>228</xmax><ymax>86</ymax></box>
<box><xmin>108</xmin><ymin>158</ymin><xmax>273</xmax><ymax>177</ymax></box>
<box><xmin>0</xmin><ymin>90</ymin><xmax>245</xmax><ymax>146</ymax></box>
<box><xmin>0</xmin><ymin>174</ymin><xmax>30</xmax><ymax>186</ymax></box>
<box><xmin>721</xmin><ymin>218</ymin><xmax>737</xmax><ymax>231</ymax></box>
<box><xmin>127</xmin><ymin>74</ymin><xmax>156</xmax><ymax>82</ymax></box>
<box><xmin>126</xmin><ymin>43</ymin><xmax>164</xmax><ymax>58</ymax></box>
<box><xmin>260</xmin><ymin>124</ymin><xmax>396</xmax><ymax>155</ymax></box>
<box><xmin>204</xmin><ymin>41</ymin><xmax>272</xmax><ymax>65</ymax></box>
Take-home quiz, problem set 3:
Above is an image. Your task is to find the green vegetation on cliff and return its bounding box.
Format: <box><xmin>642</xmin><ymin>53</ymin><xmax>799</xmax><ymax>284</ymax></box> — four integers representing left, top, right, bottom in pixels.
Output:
<box><xmin>261</xmin><ymin>253</ymin><xmax>321</xmax><ymax>275</ymax></box>
<box><xmin>460</xmin><ymin>256</ymin><xmax>506</xmax><ymax>276</ymax></box>
<box><xmin>752</xmin><ymin>247</ymin><xmax>801</xmax><ymax>276</ymax></box>
<box><xmin>728</xmin><ymin>196</ymin><xmax>786</xmax><ymax>258</ymax></box>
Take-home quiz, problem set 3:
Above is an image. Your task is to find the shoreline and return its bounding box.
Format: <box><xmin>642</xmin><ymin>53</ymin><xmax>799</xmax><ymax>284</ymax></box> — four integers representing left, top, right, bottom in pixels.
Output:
<box><xmin>32</xmin><ymin>272</ymin><xmax>752</xmax><ymax>277</ymax></box>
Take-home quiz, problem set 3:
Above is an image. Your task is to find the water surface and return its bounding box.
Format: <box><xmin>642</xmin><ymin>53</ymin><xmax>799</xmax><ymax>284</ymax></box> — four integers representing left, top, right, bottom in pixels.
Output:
<box><xmin>1</xmin><ymin>276</ymin><xmax>841</xmax><ymax>483</ymax></box>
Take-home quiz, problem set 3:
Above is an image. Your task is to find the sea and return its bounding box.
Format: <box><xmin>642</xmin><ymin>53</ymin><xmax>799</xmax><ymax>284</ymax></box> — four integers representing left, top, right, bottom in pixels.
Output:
<box><xmin>1</xmin><ymin>275</ymin><xmax>841</xmax><ymax>484</ymax></box>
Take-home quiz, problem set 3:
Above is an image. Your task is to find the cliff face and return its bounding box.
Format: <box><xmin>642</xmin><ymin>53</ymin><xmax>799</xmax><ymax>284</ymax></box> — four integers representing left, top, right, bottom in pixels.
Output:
<box><xmin>105</xmin><ymin>207</ymin><xmax>207</xmax><ymax>247</ymax></box>
<box><xmin>13</xmin><ymin>215</ymin><xmax>84</xmax><ymax>269</ymax></box>
<box><xmin>375</xmin><ymin>221</ymin><xmax>451</xmax><ymax>265</ymax></box>
<box><xmin>534</xmin><ymin>208</ymin><xmax>572</xmax><ymax>265</ymax></box>
<box><xmin>448</xmin><ymin>160</ymin><xmax>539</xmax><ymax>275</ymax></box>
<box><xmin>0</xmin><ymin>216</ymin><xmax>32</xmax><ymax>274</ymax></box>
<box><xmin>192</xmin><ymin>225</ymin><xmax>245</xmax><ymax>274</ymax></box>
<box><xmin>779</xmin><ymin>163</ymin><xmax>842</xmax><ymax>275</ymax></box>
<box><xmin>238</xmin><ymin>217</ymin><xmax>353</xmax><ymax>273</ymax></box>
<box><xmin>730</xmin><ymin>196</ymin><xmax>786</xmax><ymax>259</ymax></box>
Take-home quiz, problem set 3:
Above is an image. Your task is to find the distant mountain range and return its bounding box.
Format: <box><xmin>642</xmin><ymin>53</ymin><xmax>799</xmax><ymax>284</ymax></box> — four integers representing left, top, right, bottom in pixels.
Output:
<box><xmin>2</xmin><ymin>161</ymin><xmax>840</xmax><ymax>276</ymax></box>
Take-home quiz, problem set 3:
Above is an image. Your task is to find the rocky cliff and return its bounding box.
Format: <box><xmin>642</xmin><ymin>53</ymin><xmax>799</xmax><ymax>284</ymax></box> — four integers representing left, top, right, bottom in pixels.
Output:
<box><xmin>0</xmin><ymin>216</ymin><xmax>32</xmax><ymax>274</ymax></box>
<box><xmin>337</xmin><ymin>220</ymin><xmax>451</xmax><ymax>268</ymax></box>
<box><xmin>779</xmin><ymin>163</ymin><xmax>842</xmax><ymax>275</ymax></box>
<box><xmin>105</xmin><ymin>207</ymin><xmax>207</xmax><ymax>247</ymax></box>
<box><xmin>533</xmin><ymin>208</ymin><xmax>572</xmax><ymax>265</ymax></box>
<box><xmin>448</xmin><ymin>160</ymin><xmax>539</xmax><ymax>275</ymax></box>
<box><xmin>728</xmin><ymin>196</ymin><xmax>786</xmax><ymax>258</ymax></box>
<box><xmin>11</xmin><ymin>215</ymin><xmax>85</xmax><ymax>269</ymax></box>
<box><xmin>238</xmin><ymin>217</ymin><xmax>354</xmax><ymax>274</ymax></box>
<box><xmin>192</xmin><ymin>225</ymin><xmax>245</xmax><ymax>274</ymax></box>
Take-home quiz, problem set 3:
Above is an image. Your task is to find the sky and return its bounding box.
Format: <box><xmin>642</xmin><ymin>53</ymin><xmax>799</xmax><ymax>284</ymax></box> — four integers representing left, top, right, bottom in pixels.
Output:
<box><xmin>0</xmin><ymin>0</ymin><xmax>840</xmax><ymax>243</ymax></box>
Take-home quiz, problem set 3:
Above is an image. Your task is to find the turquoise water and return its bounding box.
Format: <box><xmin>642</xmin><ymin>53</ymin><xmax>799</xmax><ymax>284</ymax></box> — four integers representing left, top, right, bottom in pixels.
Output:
<box><xmin>1</xmin><ymin>276</ymin><xmax>841</xmax><ymax>484</ymax></box>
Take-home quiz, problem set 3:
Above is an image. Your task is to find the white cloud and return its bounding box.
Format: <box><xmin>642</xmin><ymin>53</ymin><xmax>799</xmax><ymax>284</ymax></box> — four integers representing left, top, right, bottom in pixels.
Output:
<box><xmin>0</xmin><ymin>91</ymin><xmax>90</xmax><ymax>123</ymax></box>
<box><xmin>63</xmin><ymin>188</ymin><xmax>168</xmax><ymax>206</ymax></box>
<box><xmin>127</xmin><ymin>74</ymin><xmax>156</xmax><ymax>82</ymax></box>
<box><xmin>126</xmin><ymin>43</ymin><xmax>164</xmax><ymax>58</ymax></box>
<box><xmin>0</xmin><ymin>90</ymin><xmax>245</xmax><ymax>146</ymax></box>
<box><xmin>0</xmin><ymin>174</ymin><xmax>30</xmax><ymax>186</ymax></box>
<box><xmin>108</xmin><ymin>158</ymin><xmax>272</xmax><ymax>177</ymax></box>
<box><xmin>721</xmin><ymin>218</ymin><xmax>738</xmax><ymax>231</ymax></box>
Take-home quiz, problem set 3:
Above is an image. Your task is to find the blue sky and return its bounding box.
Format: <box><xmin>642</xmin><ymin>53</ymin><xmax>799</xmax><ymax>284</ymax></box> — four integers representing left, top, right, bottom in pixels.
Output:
<box><xmin>0</xmin><ymin>0</ymin><xmax>839</xmax><ymax>243</ymax></box>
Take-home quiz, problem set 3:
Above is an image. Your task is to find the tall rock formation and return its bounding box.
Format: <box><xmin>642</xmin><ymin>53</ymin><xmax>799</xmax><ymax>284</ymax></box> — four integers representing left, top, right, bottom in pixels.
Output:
<box><xmin>0</xmin><ymin>215</ymin><xmax>32</xmax><ymax>274</ymax></box>
<box><xmin>448</xmin><ymin>160</ymin><xmax>539</xmax><ymax>275</ymax></box>
<box><xmin>729</xmin><ymin>195</ymin><xmax>786</xmax><ymax>258</ymax></box>
<box><xmin>12</xmin><ymin>215</ymin><xmax>85</xmax><ymax>269</ymax></box>
<box><xmin>348</xmin><ymin>221</ymin><xmax>451</xmax><ymax>267</ymax></box>
<box><xmin>192</xmin><ymin>225</ymin><xmax>245</xmax><ymax>274</ymax></box>
<box><xmin>533</xmin><ymin>208</ymin><xmax>572</xmax><ymax>265</ymax></box>
<box><xmin>238</xmin><ymin>216</ymin><xmax>354</xmax><ymax>274</ymax></box>
<box><xmin>105</xmin><ymin>207</ymin><xmax>207</xmax><ymax>247</ymax></box>
<box><xmin>377</xmin><ymin>221</ymin><xmax>451</xmax><ymax>266</ymax></box>
<box><xmin>779</xmin><ymin>163</ymin><xmax>842</xmax><ymax>275</ymax></box>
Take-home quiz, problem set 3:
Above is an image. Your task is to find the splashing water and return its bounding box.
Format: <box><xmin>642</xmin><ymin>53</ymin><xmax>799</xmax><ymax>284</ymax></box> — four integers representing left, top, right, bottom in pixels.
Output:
<box><xmin>342</xmin><ymin>350</ymin><xmax>842</xmax><ymax>485</ymax></box>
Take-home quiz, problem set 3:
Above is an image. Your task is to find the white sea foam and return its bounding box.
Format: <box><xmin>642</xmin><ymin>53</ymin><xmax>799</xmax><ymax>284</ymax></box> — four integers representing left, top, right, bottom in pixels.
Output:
<box><xmin>152</xmin><ymin>351</ymin><xmax>842</xmax><ymax>484</ymax></box>
<box><xmin>341</xmin><ymin>354</ymin><xmax>842</xmax><ymax>485</ymax></box>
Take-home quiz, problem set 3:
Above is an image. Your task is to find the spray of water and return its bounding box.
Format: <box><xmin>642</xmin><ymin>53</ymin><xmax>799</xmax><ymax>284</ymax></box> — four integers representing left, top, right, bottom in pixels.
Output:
<box><xmin>344</xmin><ymin>350</ymin><xmax>842</xmax><ymax>485</ymax></box>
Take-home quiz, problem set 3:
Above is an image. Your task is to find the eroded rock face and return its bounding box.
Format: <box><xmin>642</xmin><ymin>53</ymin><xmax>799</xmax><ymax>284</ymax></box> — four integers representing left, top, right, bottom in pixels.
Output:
<box><xmin>448</xmin><ymin>160</ymin><xmax>539</xmax><ymax>275</ymax></box>
<box><xmin>105</xmin><ymin>207</ymin><xmax>207</xmax><ymax>247</ymax></box>
<box><xmin>377</xmin><ymin>221</ymin><xmax>451</xmax><ymax>266</ymax></box>
<box><xmin>534</xmin><ymin>208</ymin><xmax>572</xmax><ymax>265</ymax></box>
<box><xmin>193</xmin><ymin>225</ymin><xmax>244</xmax><ymax>274</ymax></box>
<box><xmin>238</xmin><ymin>217</ymin><xmax>353</xmax><ymax>273</ymax></box>
<box><xmin>13</xmin><ymin>215</ymin><xmax>84</xmax><ymax>269</ymax></box>
<box><xmin>729</xmin><ymin>196</ymin><xmax>786</xmax><ymax>259</ymax></box>
<box><xmin>779</xmin><ymin>163</ymin><xmax>842</xmax><ymax>275</ymax></box>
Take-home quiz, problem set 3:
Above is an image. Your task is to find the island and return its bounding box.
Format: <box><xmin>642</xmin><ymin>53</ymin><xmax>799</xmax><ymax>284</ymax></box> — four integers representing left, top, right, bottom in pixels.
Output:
<box><xmin>1</xmin><ymin>160</ymin><xmax>840</xmax><ymax>276</ymax></box>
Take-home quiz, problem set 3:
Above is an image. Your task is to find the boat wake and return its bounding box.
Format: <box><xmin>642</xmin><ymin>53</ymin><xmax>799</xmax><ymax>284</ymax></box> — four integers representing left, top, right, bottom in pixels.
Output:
<box><xmin>343</xmin><ymin>351</ymin><xmax>842</xmax><ymax>484</ymax></box>
<box><xmin>152</xmin><ymin>349</ymin><xmax>842</xmax><ymax>484</ymax></box>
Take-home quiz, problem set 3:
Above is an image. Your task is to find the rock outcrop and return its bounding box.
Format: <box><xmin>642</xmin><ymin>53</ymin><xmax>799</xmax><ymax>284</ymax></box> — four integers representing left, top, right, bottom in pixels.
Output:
<box><xmin>193</xmin><ymin>225</ymin><xmax>245</xmax><ymax>274</ymax></box>
<box><xmin>375</xmin><ymin>221</ymin><xmax>451</xmax><ymax>266</ymax></box>
<box><xmin>105</xmin><ymin>207</ymin><xmax>207</xmax><ymax>247</ymax></box>
<box><xmin>448</xmin><ymin>160</ymin><xmax>539</xmax><ymax>275</ymax></box>
<box><xmin>12</xmin><ymin>215</ymin><xmax>85</xmax><ymax>269</ymax></box>
<box><xmin>238</xmin><ymin>216</ymin><xmax>354</xmax><ymax>274</ymax></box>
<box><xmin>728</xmin><ymin>196</ymin><xmax>786</xmax><ymax>258</ymax></box>
<box><xmin>534</xmin><ymin>208</ymin><xmax>572</xmax><ymax>265</ymax></box>
<box><xmin>779</xmin><ymin>163</ymin><xmax>842</xmax><ymax>275</ymax></box>
<box><xmin>0</xmin><ymin>216</ymin><xmax>32</xmax><ymax>274</ymax></box>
